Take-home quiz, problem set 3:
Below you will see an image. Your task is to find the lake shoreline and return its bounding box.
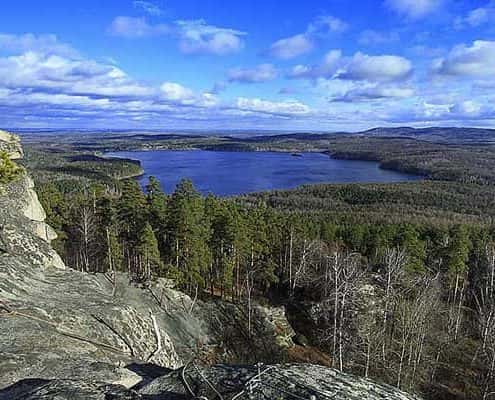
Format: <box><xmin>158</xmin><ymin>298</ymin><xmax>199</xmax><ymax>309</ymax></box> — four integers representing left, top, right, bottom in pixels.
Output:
<box><xmin>104</xmin><ymin>149</ymin><xmax>422</xmax><ymax>196</ymax></box>
<box><xmin>105</xmin><ymin>147</ymin><xmax>427</xmax><ymax>182</ymax></box>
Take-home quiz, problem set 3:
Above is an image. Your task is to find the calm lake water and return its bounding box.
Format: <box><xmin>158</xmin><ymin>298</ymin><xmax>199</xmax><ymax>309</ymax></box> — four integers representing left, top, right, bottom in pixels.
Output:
<box><xmin>105</xmin><ymin>150</ymin><xmax>420</xmax><ymax>196</ymax></box>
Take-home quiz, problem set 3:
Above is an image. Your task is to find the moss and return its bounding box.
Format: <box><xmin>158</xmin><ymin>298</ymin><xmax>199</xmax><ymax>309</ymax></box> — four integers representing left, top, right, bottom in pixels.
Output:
<box><xmin>0</xmin><ymin>151</ymin><xmax>23</xmax><ymax>184</ymax></box>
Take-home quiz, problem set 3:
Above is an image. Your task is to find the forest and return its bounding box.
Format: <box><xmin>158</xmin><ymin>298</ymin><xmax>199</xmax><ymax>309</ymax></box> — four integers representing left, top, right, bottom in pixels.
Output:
<box><xmin>18</xmin><ymin>133</ymin><xmax>495</xmax><ymax>400</ymax></box>
<box><xmin>34</xmin><ymin>178</ymin><xmax>494</xmax><ymax>398</ymax></box>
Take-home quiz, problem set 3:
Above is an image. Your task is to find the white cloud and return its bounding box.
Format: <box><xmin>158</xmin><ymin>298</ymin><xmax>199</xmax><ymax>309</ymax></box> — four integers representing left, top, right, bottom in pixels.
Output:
<box><xmin>467</xmin><ymin>6</ymin><xmax>495</xmax><ymax>26</ymax></box>
<box><xmin>450</xmin><ymin>100</ymin><xmax>482</xmax><ymax>116</ymax></box>
<box><xmin>175</xmin><ymin>19</ymin><xmax>245</xmax><ymax>55</ymax></box>
<box><xmin>133</xmin><ymin>1</ymin><xmax>163</xmax><ymax>16</ymax></box>
<box><xmin>0</xmin><ymin>33</ymin><xmax>78</xmax><ymax>57</ymax></box>
<box><xmin>288</xmin><ymin>49</ymin><xmax>342</xmax><ymax>79</ymax></box>
<box><xmin>385</xmin><ymin>0</ymin><xmax>443</xmax><ymax>19</ymax></box>
<box><xmin>108</xmin><ymin>17</ymin><xmax>245</xmax><ymax>55</ymax></box>
<box><xmin>289</xmin><ymin>50</ymin><xmax>412</xmax><ymax>82</ymax></box>
<box><xmin>268</xmin><ymin>34</ymin><xmax>313</xmax><ymax>60</ymax></box>
<box><xmin>307</xmin><ymin>15</ymin><xmax>349</xmax><ymax>35</ymax></box>
<box><xmin>236</xmin><ymin>97</ymin><xmax>310</xmax><ymax>116</ymax></box>
<box><xmin>454</xmin><ymin>1</ymin><xmax>495</xmax><ymax>28</ymax></box>
<box><xmin>160</xmin><ymin>82</ymin><xmax>195</xmax><ymax>101</ymax></box>
<box><xmin>338</xmin><ymin>53</ymin><xmax>412</xmax><ymax>82</ymax></box>
<box><xmin>108</xmin><ymin>16</ymin><xmax>169</xmax><ymax>37</ymax></box>
<box><xmin>331</xmin><ymin>85</ymin><xmax>415</xmax><ymax>102</ymax></box>
<box><xmin>421</xmin><ymin>102</ymin><xmax>451</xmax><ymax>118</ymax></box>
<box><xmin>0</xmin><ymin>34</ymin><xmax>321</xmax><ymax>127</ymax></box>
<box><xmin>0</xmin><ymin>51</ymin><xmax>154</xmax><ymax>98</ymax></box>
<box><xmin>1</xmin><ymin>31</ymin><xmax>493</xmax><ymax>129</ymax></box>
<box><xmin>159</xmin><ymin>83</ymin><xmax>217</xmax><ymax>107</ymax></box>
<box><xmin>268</xmin><ymin>15</ymin><xmax>347</xmax><ymax>60</ymax></box>
<box><xmin>433</xmin><ymin>40</ymin><xmax>495</xmax><ymax>77</ymax></box>
<box><xmin>228</xmin><ymin>64</ymin><xmax>278</xmax><ymax>83</ymax></box>
<box><xmin>0</xmin><ymin>34</ymin><xmax>223</xmax><ymax>115</ymax></box>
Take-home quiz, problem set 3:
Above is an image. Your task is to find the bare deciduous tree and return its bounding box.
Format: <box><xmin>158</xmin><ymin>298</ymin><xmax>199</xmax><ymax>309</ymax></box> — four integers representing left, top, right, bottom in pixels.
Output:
<box><xmin>379</xmin><ymin>247</ymin><xmax>407</xmax><ymax>362</ymax></box>
<box><xmin>75</xmin><ymin>204</ymin><xmax>97</xmax><ymax>272</ymax></box>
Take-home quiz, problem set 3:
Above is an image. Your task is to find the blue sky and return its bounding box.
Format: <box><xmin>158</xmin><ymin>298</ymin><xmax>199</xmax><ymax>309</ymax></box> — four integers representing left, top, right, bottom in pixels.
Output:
<box><xmin>0</xmin><ymin>0</ymin><xmax>494</xmax><ymax>131</ymax></box>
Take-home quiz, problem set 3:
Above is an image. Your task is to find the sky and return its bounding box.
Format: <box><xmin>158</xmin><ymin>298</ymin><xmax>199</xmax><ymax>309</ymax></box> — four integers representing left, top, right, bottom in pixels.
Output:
<box><xmin>0</xmin><ymin>0</ymin><xmax>494</xmax><ymax>131</ymax></box>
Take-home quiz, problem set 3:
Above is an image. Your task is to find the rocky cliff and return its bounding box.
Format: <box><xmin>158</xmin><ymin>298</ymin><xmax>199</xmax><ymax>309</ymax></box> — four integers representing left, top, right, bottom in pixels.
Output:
<box><xmin>0</xmin><ymin>130</ymin><xmax>421</xmax><ymax>399</ymax></box>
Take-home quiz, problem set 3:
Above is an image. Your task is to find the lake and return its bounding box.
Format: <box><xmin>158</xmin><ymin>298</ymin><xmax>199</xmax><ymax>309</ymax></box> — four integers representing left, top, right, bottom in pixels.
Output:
<box><xmin>105</xmin><ymin>150</ymin><xmax>421</xmax><ymax>196</ymax></box>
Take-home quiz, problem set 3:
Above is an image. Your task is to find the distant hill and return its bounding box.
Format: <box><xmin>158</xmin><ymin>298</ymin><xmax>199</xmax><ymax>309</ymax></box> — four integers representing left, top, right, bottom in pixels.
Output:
<box><xmin>358</xmin><ymin>126</ymin><xmax>495</xmax><ymax>144</ymax></box>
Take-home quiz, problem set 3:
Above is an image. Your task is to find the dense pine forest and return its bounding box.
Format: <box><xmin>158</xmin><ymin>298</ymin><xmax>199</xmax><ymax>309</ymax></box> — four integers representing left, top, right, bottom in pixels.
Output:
<box><xmin>16</xmin><ymin>130</ymin><xmax>495</xmax><ymax>400</ymax></box>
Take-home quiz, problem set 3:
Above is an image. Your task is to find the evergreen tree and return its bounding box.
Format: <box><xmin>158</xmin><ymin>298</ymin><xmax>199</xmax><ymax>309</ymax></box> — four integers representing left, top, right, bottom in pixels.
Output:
<box><xmin>136</xmin><ymin>222</ymin><xmax>163</xmax><ymax>281</ymax></box>
<box><xmin>145</xmin><ymin>176</ymin><xmax>168</xmax><ymax>256</ymax></box>
<box><xmin>166</xmin><ymin>179</ymin><xmax>211</xmax><ymax>292</ymax></box>
<box><xmin>447</xmin><ymin>224</ymin><xmax>471</xmax><ymax>284</ymax></box>
<box><xmin>396</xmin><ymin>224</ymin><xmax>426</xmax><ymax>273</ymax></box>
<box><xmin>146</xmin><ymin>176</ymin><xmax>168</xmax><ymax>227</ymax></box>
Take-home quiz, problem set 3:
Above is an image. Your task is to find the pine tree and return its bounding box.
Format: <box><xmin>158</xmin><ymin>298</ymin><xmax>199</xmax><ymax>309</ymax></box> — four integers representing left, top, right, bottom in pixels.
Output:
<box><xmin>447</xmin><ymin>225</ymin><xmax>471</xmax><ymax>282</ymax></box>
<box><xmin>145</xmin><ymin>176</ymin><xmax>168</xmax><ymax>256</ymax></box>
<box><xmin>396</xmin><ymin>224</ymin><xmax>426</xmax><ymax>273</ymax></box>
<box><xmin>116</xmin><ymin>180</ymin><xmax>149</xmax><ymax>281</ymax></box>
<box><xmin>136</xmin><ymin>222</ymin><xmax>163</xmax><ymax>281</ymax></box>
<box><xmin>207</xmin><ymin>197</ymin><xmax>238</xmax><ymax>298</ymax></box>
<box><xmin>166</xmin><ymin>179</ymin><xmax>211</xmax><ymax>292</ymax></box>
<box><xmin>146</xmin><ymin>176</ymin><xmax>168</xmax><ymax>226</ymax></box>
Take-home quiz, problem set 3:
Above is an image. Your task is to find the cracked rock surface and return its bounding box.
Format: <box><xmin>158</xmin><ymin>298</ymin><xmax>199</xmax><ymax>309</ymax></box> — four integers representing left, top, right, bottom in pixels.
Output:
<box><xmin>0</xmin><ymin>364</ymin><xmax>422</xmax><ymax>400</ymax></box>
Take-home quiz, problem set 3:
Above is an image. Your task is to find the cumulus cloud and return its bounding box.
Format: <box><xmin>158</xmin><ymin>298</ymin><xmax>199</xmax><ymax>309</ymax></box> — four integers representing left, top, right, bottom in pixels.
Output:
<box><xmin>385</xmin><ymin>0</ymin><xmax>443</xmax><ymax>19</ymax></box>
<box><xmin>160</xmin><ymin>82</ymin><xmax>195</xmax><ymax>101</ymax></box>
<box><xmin>109</xmin><ymin>17</ymin><xmax>245</xmax><ymax>55</ymax></box>
<box><xmin>133</xmin><ymin>1</ymin><xmax>163</xmax><ymax>16</ymax></box>
<box><xmin>288</xmin><ymin>50</ymin><xmax>342</xmax><ymax>79</ymax></box>
<box><xmin>331</xmin><ymin>85</ymin><xmax>415</xmax><ymax>102</ymax></box>
<box><xmin>268</xmin><ymin>34</ymin><xmax>314</xmax><ymax>60</ymax></box>
<box><xmin>288</xmin><ymin>50</ymin><xmax>412</xmax><ymax>82</ymax></box>
<box><xmin>0</xmin><ymin>51</ymin><xmax>155</xmax><ymax>98</ymax></box>
<box><xmin>433</xmin><ymin>40</ymin><xmax>495</xmax><ymax>77</ymax></box>
<box><xmin>330</xmin><ymin>85</ymin><xmax>415</xmax><ymax>103</ymax></box>
<box><xmin>0</xmin><ymin>34</ymin><xmax>213</xmax><ymax>110</ymax></box>
<box><xmin>236</xmin><ymin>97</ymin><xmax>310</xmax><ymax>116</ymax></box>
<box><xmin>228</xmin><ymin>64</ymin><xmax>278</xmax><ymax>83</ymax></box>
<box><xmin>337</xmin><ymin>53</ymin><xmax>412</xmax><ymax>82</ymax></box>
<box><xmin>175</xmin><ymin>19</ymin><xmax>246</xmax><ymax>55</ymax></box>
<box><xmin>385</xmin><ymin>97</ymin><xmax>495</xmax><ymax>125</ymax></box>
<box><xmin>159</xmin><ymin>83</ymin><xmax>218</xmax><ymax>107</ymax></box>
<box><xmin>0</xmin><ymin>33</ymin><xmax>319</xmax><ymax>127</ymax></box>
<box><xmin>0</xmin><ymin>33</ymin><xmax>78</xmax><ymax>57</ymax></box>
<box><xmin>268</xmin><ymin>15</ymin><xmax>347</xmax><ymax>60</ymax></box>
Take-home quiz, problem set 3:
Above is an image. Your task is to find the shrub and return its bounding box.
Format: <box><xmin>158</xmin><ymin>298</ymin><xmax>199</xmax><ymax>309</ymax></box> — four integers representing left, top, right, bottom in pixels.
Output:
<box><xmin>0</xmin><ymin>151</ymin><xmax>23</xmax><ymax>184</ymax></box>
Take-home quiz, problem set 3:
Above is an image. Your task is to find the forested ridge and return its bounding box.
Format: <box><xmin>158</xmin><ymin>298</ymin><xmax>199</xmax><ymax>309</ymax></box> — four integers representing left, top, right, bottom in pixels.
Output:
<box><xmin>21</xmin><ymin>131</ymin><xmax>495</xmax><ymax>400</ymax></box>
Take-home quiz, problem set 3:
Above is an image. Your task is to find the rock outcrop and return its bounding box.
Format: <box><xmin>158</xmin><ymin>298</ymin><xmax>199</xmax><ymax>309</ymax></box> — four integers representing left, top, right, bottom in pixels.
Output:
<box><xmin>0</xmin><ymin>131</ymin><xmax>421</xmax><ymax>400</ymax></box>
<box><xmin>0</xmin><ymin>364</ymin><xmax>422</xmax><ymax>400</ymax></box>
<box><xmin>0</xmin><ymin>130</ymin><xmax>23</xmax><ymax>159</ymax></box>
